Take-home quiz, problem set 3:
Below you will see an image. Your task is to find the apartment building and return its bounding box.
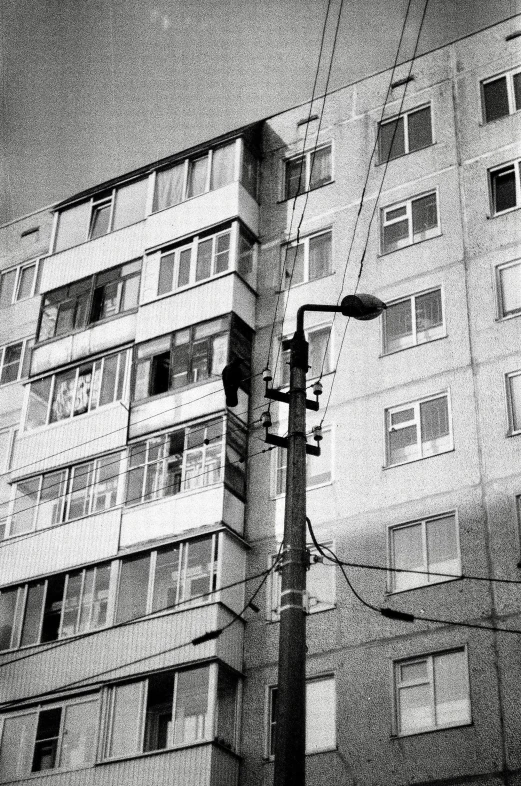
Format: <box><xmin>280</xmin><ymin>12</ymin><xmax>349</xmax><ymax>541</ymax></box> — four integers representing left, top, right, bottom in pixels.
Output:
<box><xmin>0</xmin><ymin>14</ymin><xmax>520</xmax><ymax>786</ymax></box>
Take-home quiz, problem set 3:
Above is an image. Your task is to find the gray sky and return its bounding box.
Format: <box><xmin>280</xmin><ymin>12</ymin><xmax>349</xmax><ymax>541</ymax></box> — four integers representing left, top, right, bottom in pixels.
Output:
<box><xmin>1</xmin><ymin>0</ymin><xmax>519</xmax><ymax>224</ymax></box>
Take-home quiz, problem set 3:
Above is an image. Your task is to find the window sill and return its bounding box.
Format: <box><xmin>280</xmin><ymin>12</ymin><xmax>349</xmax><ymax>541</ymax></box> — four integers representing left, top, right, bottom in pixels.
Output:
<box><xmin>391</xmin><ymin>719</ymin><xmax>472</xmax><ymax>739</ymax></box>
<box><xmin>264</xmin><ymin>746</ymin><xmax>337</xmax><ymax>762</ymax></box>
<box><xmin>132</xmin><ymin>375</ymin><xmax>222</xmax><ymax>406</ymax></box>
<box><xmin>280</xmin><ymin>270</ymin><xmax>335</xmax><ymax>292</ymax></box>
<box><xmin>277</xmin><ymin>180</ymin><xmax>335</xmax><ymax>204</ymax></box>
<box><xmin>272</xmin><ymin>479</ymin><xmax>333</xmax><ymax>501</ymax></box>
<box><xmin>97</xmin><ymin>737</ymin><xmax>239</xmax><ymax>767</ymax></box>
<box><xmin>21</xmin><ymin>399</ymin><xmax>128</xmax><ymax>436</ymax></box>
<box><xmin>123</xmin><ymin>479</ymin><xmax>224</xmax><ymax>510</ymax></box>
<box><xmin>489</xmin><ymin>205</ymin><xmax>521</xmax><ymax>219</ymax></box>
<box><xmin>0</xmin><ymin>376</ymin><xmax>26</xmax><ymax>389</ymax></box>
<box><xmin>495</xmin><ymin>310</ymin><xmax>521</xmax><ymax>322</ymax></box>
<box><xmin>152</xmin><ymin>268</ymin><xmax>237</xmax><ymax>304</ymax></box>
<box><xmin>268</xmin><ymin>603</ymin><xmax>336</xmax><ymax>623</ymax></box>
<box><xmin>375</xmin><ymin>142</ymin><xmax>436</xmax><ymax>167</ymax></box>
<box><xmin>383</xmin><ymin>446</ymin><xmax>455</xmax><ymax>470</ymax></box>
<box><xmin>378</xmin><ymin>231</ymin><xmax>442</xmax><ymax>258</ymax></box>
<box><xmin>385</xmin><ymin>575</ymin><xmax>461</xmax><ymax>595</ymax></box>
<box><xmin>35</xmin><ymin>309</ymin><xmax>138</xmax><ymax>348</ymax></box>
<box><xmin>380</xmin><ymin>332</ymin><xmax>447</xmax><ymax>357</ymax></box>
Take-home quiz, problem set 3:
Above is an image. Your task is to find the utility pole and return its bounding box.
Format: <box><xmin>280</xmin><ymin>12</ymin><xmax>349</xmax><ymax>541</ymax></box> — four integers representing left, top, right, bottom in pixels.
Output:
<box><xmin>261</xmin><ymin>294</ymin><xmax>386</xmax><ymax>786</ymax></box>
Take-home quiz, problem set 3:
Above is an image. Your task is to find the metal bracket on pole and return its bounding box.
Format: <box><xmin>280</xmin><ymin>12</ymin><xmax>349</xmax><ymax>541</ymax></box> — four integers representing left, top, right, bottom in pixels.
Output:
<box><xmin>264</xmin><ymin>431</ymin><xmax>320</xmax><ymax>456</ymax></box>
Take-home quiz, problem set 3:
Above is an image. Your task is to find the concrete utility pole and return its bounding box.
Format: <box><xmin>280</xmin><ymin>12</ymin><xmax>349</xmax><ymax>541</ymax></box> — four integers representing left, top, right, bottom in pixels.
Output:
<box><xmin>266</xmin><ymin>295</ymin><xmax>386</xmax><ymax>786</ymax></box>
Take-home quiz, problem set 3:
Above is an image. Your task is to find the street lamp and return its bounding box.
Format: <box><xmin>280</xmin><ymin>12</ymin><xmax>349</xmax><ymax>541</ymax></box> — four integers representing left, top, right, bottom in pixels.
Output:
<box><xmin>269</xmin><ymin>293</ymin><xmax>386</xmax><ymax>786</ymax></box>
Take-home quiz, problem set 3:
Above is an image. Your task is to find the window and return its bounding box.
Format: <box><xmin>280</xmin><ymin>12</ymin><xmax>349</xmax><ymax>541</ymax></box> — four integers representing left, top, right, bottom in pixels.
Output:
<box><xmin>490</xmin><ymin>160</ymin><xmax>521</xmax><ymax>215</ymax></box>
<box><xmin>54</xmin><ymin>178</ymin><xmax>148</xmax><ymax>252</ymax></box>
<box><xmin>283</xmin><ymin>230</ymin><xmax>332</xmax><ymax>287</ymax></box>
<box><xmin>153</xmin><ymin>141</ymin><xmax>237</xmax><ymax>212</ymax></box>
<box><xmin>37</xmin><ymin>261</ymin><xmax>141</xmax><ymax>342</ymax></box>
<box><xmin>386</xmin><ymin>393</ymin><xmax>452</xmax><ymax>466</ymax></box>
<box><xmin>378</xmin><ymin>105</ymin><xmax>433</xmax><ymax>163</ymax></box>
<box><xmin>382</xmin><ymin>289</ymin><xmax>444</xmax><ymax>353</ymax></box>
<box><xmin>133</xmin><ymin>314</ymin><xmax>251</xmax><ymax>400</ymax></box>
<box><xmin>104</xmin><ymin>664</ymin><xmax>238</xmax><ymax>758</ymax></box>
<box><xmin>381</xmin><ymin>191</ymin><xmax>439</xmax><ymax>254</ymax></box>
<box><xmin>0</xmin><ymin>698</ymin><xmax>98</xmax><ymax>780</ymax></box>
<box><xmin>275</xmin><ymin>427</ymin><xmax>332</xmax><ymax>495</ymax></box>
<box><xmin>497</xmin><ymin>260</ymin><xmax>521</xmax><ymax>318</ymax></box>
<box><xmin>389</xmin><ymin>513</ymin><xmax>460</xmax><ymax>592</ymax></box>
<box><xmin>269</xmin><ymin>544</ymin><xmax>335</xmax><ymax>620</ymax></box>
<box><xmin>7</xmin><ymin>451</ymin><xmax>123</xmax><ymax>538</ymax></box>
<box><xmin>0</xmin><ymin>534</ymin><xmax>220</xmax><ymax>652</ymax></box>
<box><xmin>284</xmin><ymin>144</ymin><xmax>332</xmax><ymax>199</ymax></box>
<box><xmin>507</xmin><ymin>370</ymin><xmax>521</xmax><ymax>434</ymax></box>
<box><xmin>0</xmin><ymin>260</ymin><xmax>39</xmax><ymax>307</ymax></box>
<box><xmin>0</xmin><ymin>428</ymin><xmax>16</xmax><ymax>474</ymax></box>
<box><xmin>0</xmin><ymin>339</ymin><xmax>32</xmax><ymax>385</ymax></box>
<box><xmin>24</xmin><ymin>348</ymin><xmax>129</xmax><ymax>430</ymax></box>
<box><xmin>482</xmin><ymin>68</ymin><xmax>521</xmax><ymax>122</ymax></box>
<box><xmin>157</xmin><ymin>227</ymin><xmax>231</xmax><ymax>296</ymax></box>
<box><xmin>268</xmin><ymin>676</ymin><xmax>336</xmax><ymax>757</ymax></box>
<box><xmin>280</xmin><ymin>325</ymin><xmax>332</xmax><ymax>387</ymax></box>
<box><xmin>394</xmin><ymin>649</ymin><xmax>471</xmax><ymax>735</ymax></box>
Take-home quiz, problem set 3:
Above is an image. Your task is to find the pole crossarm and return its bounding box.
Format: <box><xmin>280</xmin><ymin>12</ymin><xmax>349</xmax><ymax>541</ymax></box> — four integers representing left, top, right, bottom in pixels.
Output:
<box><xmin>264</xmin><ymin>431</ymin><xmax>320</xmax><ymax>456</ymax></box>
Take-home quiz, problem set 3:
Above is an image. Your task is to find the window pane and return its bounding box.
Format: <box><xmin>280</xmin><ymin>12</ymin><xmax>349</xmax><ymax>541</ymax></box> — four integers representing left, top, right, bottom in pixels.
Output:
<box><xmin>20</xmin><ymin>582</ymin><xmax>45</xmax><ymax>646</ymax></box>
<box><xmin>509</xmin><ymin>373</ymin><xmax>521</xmax><ymax>431</ymax></box>
<box><xmin>187</xmin><ymin>157</ymin><xmax>208</xmax><ymax>198</ymax></box>
<box><xmin>173</xmin><ymin>667</ymin><xmax>210</xmax><ymax>744</ymax></box>
<box><xmin>89</xmin><ymin>202</ymin><xmax>111</xmax><ymax>239</ymax></box>
<box><xmin>98</xmin><ymin>354</ymin><xmax>118</xmax><ymax>407</ymax></box>
<box><xmin>389</xmin><ymin>423</ymin><xmax>417</xmax><ymax>463</ymax></box>
<box><xmin>308</xmin><ymin>232</ymin><xmax>331</xmax><ymax>281</ymax></box>
<box><xmin>152</xmin><ymin>544</ymin><xmax>181</xmax><ymax>612</ymax></box>
<box><xmin>154</xmin><ymin>163</ymin><xmax>185</xmax><ymax>211</ymax></box>
<box><xmin>399</xmin><ymin>683</ymin><xmax>433</xmax><ymax>734</ymax></box>
<box><xmin>50</xmin><ymin>369</ymin><xmax>76</xmax><ymax>423</ymax></box>
<box><xmin>196</xmin><ymin>238</ymin><xmax>213</xmax><ymax>281</ymax></box>
<box><xmin>181</xmin><ymin>538</ymin><xmax>213</xmax><ymax>602</ymax></box>
<box><xmin>493</xmin><ymin>167</ymin><xmax>517</xmax><ymax>213</ymax></box>
<box><xmin>415</xmin><ymin>290</ymin><xmax>443</xmax><ymax>337</ymax></box>
<box><xmin>16</xmin><ymin>264</ymin><xmax>36</xmax><ymax>300</ymax></box>
<box><xmin>434</xmin><ymin>651</ymin><xmax>470</xmax><ymax>727</ymax></box>
<box><xmin>308</xmin><ymin>328</ymin><xmax>330</xmax><ymax>378</ymax></box>
<box><xmin>26</xmin><ymin>377</ymin><xmax>52</xmax><ymax>430</ymax></box>
<box><xmin>55</xmin><ymin>300</ymin><xmax>76</xmax><ymax>337</ymax></box>
<box><xmin>32</xmin><ymin>707</ymin><xmax>62</xmax><ymax>771</ymax></box>
<box><xmin>383</xmin><ymin>218</ymin><xmax>409</xmax><ymax>253</ymax></box>
<box><xmin>112</xmin><ymin>178</ymin><xmax>147</xmax><ymax>231</ymax></box>
<box><xmin>215</xmin><ymin>232</ymin><xmax>230</xmax><ymax>274</ymax></box>
<box><xmin>241</xmin><ymin>145</ymin><xmax>258</xmax><ymax>199</ymax></box>
<box><xmin>211</xmin><ymin>143</ymin><xmax>235</xmax><ymax>190</ymax></box>
<box><xmin>216</xmin><ymin>670</ymin><xmax>238</xmax><ymax>749</ymax></box>
<box><xmin>514</xmin><ymin>72</ymin><xmax>521</xmax><ymax>112</ymax></box>
<box><xmin>11</xmin><ymin>477</ymin><xmax>40</xmax><ymax>536</ymax></box>
<box><xmin>0</xmin><ymin>270</ymin><xmax>17</xmax><ymax>308</ymax></box>
<box><xmin>37</xmin><ymin>470</ymin><xmax>66</xmax><ymax>529</ymax></box>
<box><xmin>61</xmin><ymin>570</ymin><xmax>83</xmax><ymax>637</ymax></box>
<box><xmin>67</xmin><ymin>462</ymin><xmax>93</xmax><ymax>520</ymax></box>
<box><xmin>144</xmin><ymin>672</ymin><xmax>174</xmax><ymax>752</ymax></box>
<box><xmin>483</xmin><ymin>77</ymin><xmax>510</xmax><ymax>122</ymax></box>
<box><xmin>306</xmin><ymin>556</ymin><xmax>334</xmax><ymax>609</ymax></box>
<box><xmin>407</xmin><ymin>106</ymin><xmax>432</xmax><ymax>152</ymax></box>
<box><xmin>158</xmin><ymin>252</ymin><xmax>176</xmax><ymax>296</ymax></box>
<box><xmin>309</xmin><ymin>147</ymin><xmax>331</xmax><ymax>189</ymax></box>
<box><xmin>93</xmin><ymin>453</ymin><xmax>120</xmax><ymax>512</ymax></box>
<box><xmin>0</xmin><ymin>588</ymin><xmax>19</xmax><ymax>650</ymax></box>
<box><xmin>121</xmin><ymin>271</ymin><xmax>140</xmax><ymax>311</ymax></box>
<box><xmin>116</xmin><ymin>553</ymin><xmax>150</xmax><ymax>623</ymax></box>
<box><xmin>0</xmin><ymin>713</ymin><xmax>37</xmax><ymax>780</ymax></box>
<box><xmin>60</xmin><ymin>700</ymin><xmax>97</xmax><ymax>769</ymax></box>
<box><xmin>41</xmin><ymin>574</ymin><xmax>66</xmax><ymax>642</ymax></box>
<box><xmin>392</xmin><ymin>522</ymin><xmax>425</xmax><ymax>591</ymax></box>
<box><xmin>499</xmin><ymin>263</ymin><xmax>521</xmax><ymax>316</ymax></box>
<box><xmin>238</xmin><ymin>231</ymin><xmax>254</xmax><ymax>276</ymax></box>
<box><xmin>54</xmin><ymin>202</ymin><xmax>90</xmax><ymax>252</ymax></box>
<box><xmin>284</xmin><ymin>243</ymin><xmax>304</xmax><ymax>286</ymax></box>
<box><xmin>0</xmin><ymin>343</ymin><xmax>23</xmax><ymax>384</ymax></box>
<box><xmin>74</xmin><ymin>365</ymin><xmax>93</xmax><ymax>415</ymax></box>
<box><xmin>412</xmin><ymin>193</ymin><xmax>438</xmax><ymax>238</ymax></box>
<box><xmin>385</xmin><ymin>300</ymin><xmax>413</xmax><ymax>352</ymax></box>
<box><xmin>108</xmin><ymin>681</ymin><xmax>144</xmax><ymax>758</ymax></box>
<box><xmin>379</xmin><ymin>117</ymin><xmax>405</xmax><ymax>162</ymax></box>
<box><xmin>306</xmin><ymin>679</ymin><xmax>335</xmax><ymax>753</ymax></box>
<box><xmin>285</xmin><ymin>156</ymin><xmax>304</xmax><ymax>200</ymax></box>
<box><xmin>79</xmin><ymin>565</ymin><xmax>110</xmax><ymax>632</ymax></box>
<box><xmin>177</xmin><ymin>248</ymin><xmax>192</xmax><ymax>288</ymax></box>
<box><xmin>426</xmin><ymin>515</ymin><xmax>458</xmax><ymax>580</ymax></box>
<box><xmin>420</xmin><ymin>397</ymin><xmax>449</xmax><ymax>444</ymax></box>
<box><xmin>307</xmin><ymin>429</ymin><xmax>331</xmax><ymax>486</ymax></box>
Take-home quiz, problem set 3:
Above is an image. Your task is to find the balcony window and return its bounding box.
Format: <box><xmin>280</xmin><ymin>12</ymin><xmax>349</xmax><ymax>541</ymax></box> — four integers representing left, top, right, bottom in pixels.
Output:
<box><xmin>133</xmin><ymin>313</ymin><xmax>251</xmax><ymax>400</ymax></box>
<box><xmin>0</xmin><ymin>260</ymin><xmax>39</xmax><ymax>307</ymax></box>
<box><xmin>157</xmin><ymin>226</ymin><xmax>232</xmax><ymax>296</ymax></box>
<box><xmin>482</xmin><ymin>68</ymin><xmax>521</xmax><ymax>122</ymax></box>
<box><xmin>0</xmin><ymin>339</ymin><xmax>32</xmax><ymax>385</ymax></box>
<box><xmin>394</xmin><ymin>649</ymin><xmax>471</xmax><ymax>735</ymax></box>
<box><xmin>490</xmin><ymin>160</ymin><xmax>521</xmax><ymax>215</ymax></box>
<box><xmin>283</xmin><ymin>229</ymin><xmax>332</xmax><ymax>287</ymax></box>
<box><xmin>378</xmin><ymin>105</ymin><xmax>433</xmax><ymax>163</ymax></box>
<box><xmin>8</xmin><ymin>451</ymin><xmax>123</xmax><ymax>537</ymax></box>
<box><xmin>386</xmin><ymin>393</ymin><xmax>452</xmax><ymax>466</ymax></box>
<box><xmin>38</xmin><ymin>261</ymin><xmax>141</xmax><ymax>342</ymax></box>
<box><xmin>497</xmin><ymin>259</ymin><xmax>521</xmax><ymax>317</ymax></box>
<box><xmin>389</xmin><ymin>513</ymin><xmax>460</xmax><ymax>592</ymax></box>
<box><xmin>54</xmin><ymin>178</ymin><xmax>148</xmax><ymax>252</ymax></box>
<box><xmin>25</xmin><ymin>348</ymin><xmax>129</xmax><ymax>430</ymax></box>
<box><xmin>284</xmin><ymin>144</ymin><xmax>332</xmax><ymax>199</ymax></box>
<box><xmin>382</xmin><ymin>289</ymin><xmax>444</xmax><ymax>353</ymax></box>
<box><xmin>381</xmin><ymin>191</ymin><xmax>439</xmax><ymax>254</ymax></box>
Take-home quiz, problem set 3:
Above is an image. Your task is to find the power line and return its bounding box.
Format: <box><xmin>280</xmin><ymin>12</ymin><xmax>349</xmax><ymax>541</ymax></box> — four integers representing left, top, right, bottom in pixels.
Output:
<box><xmin>0</xmin><ymin>553</ymin><xmax>282</xmax><ymax>710</ymax></box>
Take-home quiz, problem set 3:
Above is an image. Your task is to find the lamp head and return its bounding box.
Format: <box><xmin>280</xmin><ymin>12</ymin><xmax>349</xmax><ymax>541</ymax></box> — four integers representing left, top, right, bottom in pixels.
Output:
<box><xmin>340</xmin><ymin>293</ymin><xmax>387</xmax><ymax>320</ymax></box>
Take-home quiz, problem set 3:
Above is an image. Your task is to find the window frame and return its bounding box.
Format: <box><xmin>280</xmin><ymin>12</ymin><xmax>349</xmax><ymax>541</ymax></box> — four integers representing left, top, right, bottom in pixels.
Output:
<box><xmin>393</xmin><ymin>647</ymin><xmax>472</xmax><ymax>736</ymax></box>
<box><xmin>387</xmin><ymin>511</ymin><xmax>461</xmax><ymax>593</ymax></box>
<box><xmin>0</xmin><ymin>259</ymin><xmax>40</xmax><ymax>307</ymax></box>
<box><xmin>377</xmin><ymin>103</ymin><xmax>433</xmax><ymax>164</ymax></box>
<box><xmin>506</xmin><ymin>369</ymin><xmax>521</xmax><ymax>435</ymax></box>
<box><xmin>0</xmin><ymin>338</ymin><xmax>32</xmax><ymax>386</ymax></box>
<box><xmin>380</xmin><ymin>189</ymin><xmax>440</xmax><ymax>255</ymax></box>
<box><xmin>481</xmin><ymin>66</ymin><xmax>521</xmax><ymax>123</ymax></box>
<box><xmin>496</xmin><ymin>259</ymin><xmax>521</xmax><ymax>319</ymax></box>
<box><xmin>489</xmin><ymin>159</ymin><xmax>521</xmax><ymax>216</ymax></box>
<box><xmin>282</xmin><ymin>228</ymin><xmax>333</xmax><ymax>288</ymax></box>
<box><xmin>381</xmin><ymin>288</ymin><xmax>445</xmax><ymax>355</ymax></box>
<box><xmin>385</xmin><ymin>391</ymin><xmax>453</xmax><ymax>467</ymax></box>
<box><xmin>283</xmin><ymin>143</ymin><xmax>333</xmax><ymax>201</ymax></box>
<box><xmin>157</xmin><ymin>225</ymin><xmax>233</xmax><ymax>297</ymax></box>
